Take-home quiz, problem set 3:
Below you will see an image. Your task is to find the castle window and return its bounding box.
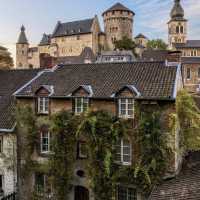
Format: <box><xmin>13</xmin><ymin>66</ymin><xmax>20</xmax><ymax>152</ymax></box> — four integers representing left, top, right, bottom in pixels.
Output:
<box><xmin>77</xmin><ymin>35</ymin><xmax>80</xmax><ymax>40</ymax></box>
<box><xmin>74</xmin><ymin>97</ymin><xmax>89</xmax><ymax>114</ymax></box>
<box><xmin>176</xmin><ymin>26</ymin><xmax>179</xmax><ymax>34</ymax></box>
<box><xmin>198</xmin><ymin>68</ymin><xmax>200</xmax><ymax>79</ymax></box>
<box><xmin>38</xmin><ymin>97</ymin><xmax>49</xmax><ymax>114</ymax></box>
<box><xmin>116</xmin><ymin>186</ymin><xmax>137</xmax><ymax>200</ymax></box>
<box><xmin>40</xmin><ymin>131</ymin><xmax>51</xmax><ymax>154</ymax></box>
<box><xmin>180</xmin><ymin>26</ymin><xmax>184</xmax><ymax>34</ymax></box>
<box><xmin>115</xmin><ymin>139</ymin><xmax>132</xmax><ymax>165</ymax></box>
<box><xmin>0</xmin><ymin>175</ymin><xmax>4</xmax><ymax>195</ymax></box>
<box><xmin>118</xmin><ymin>98</ymin><xmax>134</xmax><ymax>119</ymax></box>
<box><xmin>186</xmin><ymin>68</ymin><xmax>191</xmax><ymax>80</ymax></box>
<box><xmin>191</xmin><ymin>50</ymin><xmax>197</xmax><ymax>57</ymax></box>
<box><xmin>112</xmin><ymin>11</ymin><xmax>115</xmax><ymax>15</ymax></box>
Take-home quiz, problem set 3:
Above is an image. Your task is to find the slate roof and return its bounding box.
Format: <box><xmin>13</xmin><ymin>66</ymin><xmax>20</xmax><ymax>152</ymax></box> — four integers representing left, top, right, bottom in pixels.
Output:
<box><xmin>52</xmin><ymin>18</ymin><xmax>94</xmax><ymax>38</ymax></box>
<box><xmin>39</xmin><ymin>34</ymin><xmax>51</xmax><ymax>46</ymax></box>
<box><xmin>103</xmin><ymin>2</ymin><xmax>135</xmax><ymax>15</ymax></box>
<box><xmin>170</xmin><ymin>0</ymin><xmax>185</xmax><ymax>20</ymax></box>
<box><xmin>175</xmin><ymin>40</ymin><xmax>200</xmax><ymax>48</ymax></box>
<box><xmin>15</xmin><ymin>62</ymin><xmax>178</xmax><ymax>100</ymax></box>
<box><xmin>55</xmin><ymin>47</ymin><xmax>96</xmax><ymax>64</ymax></box>
<box><xmin>181</xmin><ymin>57</ymin><xmax>200</xmax><ymax>64</ymax></box>
<box><xmin>149</xmin><ymin>151</ymin><xmax>200</xmax><ymax>200</ymax></box>
<box><xmin>141</xmin><ymin>50</ymin><xmax>170</xmax><ymax>62</ymax></box>
<box><xmin>0</xmin><ymin>69</ymin><xmax>40</xmax><ymax>131</ymax></box>
<box><xmin>17</xmin><ymin>25</ymin><xmax>28</xmax><ymax>44</ymax></box>
<box><xmin>135</xmin><ymin>33</ymin><xmax>147</xmax><ymax>39</ymax></box>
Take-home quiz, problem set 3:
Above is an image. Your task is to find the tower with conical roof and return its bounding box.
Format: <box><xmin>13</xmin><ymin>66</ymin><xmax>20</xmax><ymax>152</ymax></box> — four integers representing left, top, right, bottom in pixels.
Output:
<box><xmin>168</xmin><ymin>0</ymin><xmax>187</xmax><ymax>49</ymax></box>
<box><xmin>16</xmin><ymin>25</ymin><xmax>29</xmax><ymax>68</ymax></box>
<box><xmin>103</xmin><ymin>2</ymin><xmax>135</xmax><ymax>50</ymax></box>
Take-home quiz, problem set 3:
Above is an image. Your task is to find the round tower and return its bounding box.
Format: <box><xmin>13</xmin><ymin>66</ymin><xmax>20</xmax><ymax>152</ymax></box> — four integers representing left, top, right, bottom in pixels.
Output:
<box><xmin>16</xmin><ymin>25</ymin><xmax>29</xmax><ymax>68</ymax></box>
<box><xmin>168</xmin><ymin>0</ymin><xmax>187</xmax><ymax>49</ymax></box>
<box><xmin>103</xmin><ymin>3</ymin><xmax>135</xmax><ymax>50</ymax></box>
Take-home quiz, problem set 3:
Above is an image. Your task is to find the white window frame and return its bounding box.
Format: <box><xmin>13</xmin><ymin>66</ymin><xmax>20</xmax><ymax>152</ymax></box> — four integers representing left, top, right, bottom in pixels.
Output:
<box><xmin>40</xmin><ymin>132</ymin><xmax>51</xmax><ymax>154</ymax></box>
<box><xmin>117</xmin><ymin>185</ymin><xmax>137</xmax><ymax>200</ymax></box>
<box><xmin>78</xmin><ymin>141</ymin><xmax>87</xmax><ymax>159</ymax></box>
<box><xmin>115</xmin><ymin>139</ymin><xmax>132</xmax><ymax>166</ymax></box>
<box><xmin>75</xmin><ymin>97</ymin><xmax>89</xmax><ymax>114</ymax></box>
<box><xmin>38</xmin><ymin>97</ymin><xmax>49</xmax><ymax>114</ymax></box>
<box><xmin>118</xmin><ymin>98</ymin><xmax>134</xmax><ymax>119</ymax></box>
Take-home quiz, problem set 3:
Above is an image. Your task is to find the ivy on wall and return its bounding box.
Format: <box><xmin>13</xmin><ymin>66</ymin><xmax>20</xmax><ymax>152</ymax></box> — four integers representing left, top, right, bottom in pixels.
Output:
<box><xmin>16</xmin><ymin>91</ymin><xmax>200</xmax><ymax>200</ymax></box>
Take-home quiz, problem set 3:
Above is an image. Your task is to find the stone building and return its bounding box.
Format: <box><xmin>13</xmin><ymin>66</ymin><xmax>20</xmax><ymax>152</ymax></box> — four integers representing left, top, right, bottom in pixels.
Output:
<box><xmin>134</xmin><ymin>33</ymin><xmax>149</xmax><ymax>57</ymax></box>
<box><xmin>14</xmin><ymin>61</ymin><xmax>183</xmax><ymax>200</ymax></box>
<box><xmin>16</xmin><ymin>3</ymin><xmax>135</xmax><ymax>69</ymax></box>
<box><xmin>168</xmin><ymin>0</ymin><xmax>200</xmax><ymax>93</ymax></box>
<box><xmin>0</xmin><ymin>69</ymin><xmax>40</xmax><ymax>196</ymax></box>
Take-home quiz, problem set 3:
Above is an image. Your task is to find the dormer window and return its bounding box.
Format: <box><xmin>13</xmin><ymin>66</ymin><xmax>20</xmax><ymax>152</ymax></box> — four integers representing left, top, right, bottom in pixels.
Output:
<box><xmin>38</xmin><ymin>97</ymin><xmax>49</xmax><ymax>114</ymax></box>
<box><xmin>118</xmin><ymin>98</ymin><xmax>134</xmax><ymax>119</ymax></box>
<box><xmin>75</xmin><ymin>97</ymin><xmax>89</xmax><ymax>114</ymax></box>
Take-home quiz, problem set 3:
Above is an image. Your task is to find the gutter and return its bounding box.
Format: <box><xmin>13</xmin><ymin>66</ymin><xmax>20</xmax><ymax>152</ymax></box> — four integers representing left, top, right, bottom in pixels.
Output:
<box><xmin>0</xmin><ymin>123</ymin><xmax>16</xmax><ymax>133</ymax></box>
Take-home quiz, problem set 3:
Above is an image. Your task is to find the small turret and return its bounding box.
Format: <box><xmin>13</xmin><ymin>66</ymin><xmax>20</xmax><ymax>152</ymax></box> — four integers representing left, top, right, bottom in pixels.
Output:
<box><xmin>16</xmin><ymin>25</ymin><xmax>29</xmax><ymax>68</ymax></box>
<box><xmin>168</xmin><ymin>0</ymin><xmax>187</xmax><ymax>49</ymax></box>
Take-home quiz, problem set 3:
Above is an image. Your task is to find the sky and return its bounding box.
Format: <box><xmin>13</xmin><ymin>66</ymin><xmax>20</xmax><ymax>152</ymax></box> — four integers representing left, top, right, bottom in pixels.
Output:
<box><xmin>0</xmin><ymin>0</ymin><xmax>200</xmax><ymax>61</ymax></box>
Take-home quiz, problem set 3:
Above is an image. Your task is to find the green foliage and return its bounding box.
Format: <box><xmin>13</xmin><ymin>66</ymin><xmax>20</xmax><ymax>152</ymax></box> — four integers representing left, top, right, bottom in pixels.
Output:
<box><xmin>49</xmin><ymin>111</ymin><xmax>78</xmax><ymax>200</ymax></box>
<box><xmin>147</xmin><ymin>39</ymin><xmax>168</xmax><ymax>50</ymax></box>
<box><xmin>176</xmin><ymin>90</ymin><xmax>200</xmax><ymax>151</ymax></box>
<box><xmin>114</xmin><ymin>36</ymin><xmax>137</xmax><ymax>56</ymax></box>
<box><xmin>0</xmin><ymin>46</ymin><xmax>14</xmax><ymax>69</ymax></box>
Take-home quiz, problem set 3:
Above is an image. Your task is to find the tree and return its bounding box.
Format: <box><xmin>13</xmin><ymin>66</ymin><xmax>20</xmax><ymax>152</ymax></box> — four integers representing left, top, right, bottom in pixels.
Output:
<box><xmin>114</xmin><ymin>36</ymin><xmax>137</xmax><ymax>56</ymax></box>
<box><xmin>0</xmin><ymin>46</ymin><xmax>14</xmax><ymax>69</ymax></box>
<box><xmin>147</xmin><ymin>39</ymin><xmax>168</xmax><ymax>50</ymax></box>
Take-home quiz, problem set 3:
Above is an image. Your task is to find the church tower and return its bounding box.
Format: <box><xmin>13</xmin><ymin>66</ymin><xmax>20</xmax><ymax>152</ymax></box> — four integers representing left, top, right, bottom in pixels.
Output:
<box><xmin>168</xmin><ymin>0</ymin><xmax>187</xmax><ymax>49</ymax></box>
<box><xmin>103</xmin><ymin>3</ymin><xmax>135</xmax><ymax>50</ymax></box>
<box><xmin>16</xmin><ymin>25</ymin><xmax>29</xmax><ymax>68</ymax></box>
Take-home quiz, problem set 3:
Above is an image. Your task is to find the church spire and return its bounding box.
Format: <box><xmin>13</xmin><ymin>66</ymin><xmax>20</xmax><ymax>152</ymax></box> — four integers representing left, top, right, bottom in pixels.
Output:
<box><xmin>17</xmin><ymin>25</ymin><xmax>29</xmax><ymax>44</ymax></box>
<box><xmin>170</xmin><ymin>0</ymin><xmax>184</xmax><ymax>20</ymax></box>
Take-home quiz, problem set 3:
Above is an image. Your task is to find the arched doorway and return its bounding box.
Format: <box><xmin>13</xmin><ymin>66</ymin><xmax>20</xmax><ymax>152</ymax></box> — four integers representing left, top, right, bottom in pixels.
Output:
<box><xmin>74</xmin><ymin>186</ymin><xmax>89</xmax><ymax>200</ymax></box>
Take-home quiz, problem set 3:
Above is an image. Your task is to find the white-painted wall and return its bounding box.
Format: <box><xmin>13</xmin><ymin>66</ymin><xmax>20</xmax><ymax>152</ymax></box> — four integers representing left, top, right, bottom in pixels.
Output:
<box><xmin>0</xmin><ymin>134</ymin><xmax>17</xmax><ymax>196</ymax></box>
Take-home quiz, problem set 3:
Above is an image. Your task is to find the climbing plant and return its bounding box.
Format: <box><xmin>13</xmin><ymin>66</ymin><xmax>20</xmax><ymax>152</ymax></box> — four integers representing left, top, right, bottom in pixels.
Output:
<box><xmin>176</xmin><ymin>90</ymin><xmax>200</xmax><ymax>151</ymax></box>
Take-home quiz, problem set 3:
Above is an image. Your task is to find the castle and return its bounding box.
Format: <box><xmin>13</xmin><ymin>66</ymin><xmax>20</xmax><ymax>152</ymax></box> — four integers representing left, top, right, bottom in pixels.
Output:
<box><xmin>16</xmin><ymin>3</ymin><xmax>139</xmax><ymax>68</ymax></box>
<box><xmin>16</xmin><ymin>0</ymin><xmax>200</xmax><ymax>69</ymax></box>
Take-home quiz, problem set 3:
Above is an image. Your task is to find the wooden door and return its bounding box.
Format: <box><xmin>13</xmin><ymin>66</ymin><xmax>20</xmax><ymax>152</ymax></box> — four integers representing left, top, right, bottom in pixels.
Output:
<box><xmin>75</xmin><ymin>186</ymin><xmax>89</xmax><ymax>200</ymax></box>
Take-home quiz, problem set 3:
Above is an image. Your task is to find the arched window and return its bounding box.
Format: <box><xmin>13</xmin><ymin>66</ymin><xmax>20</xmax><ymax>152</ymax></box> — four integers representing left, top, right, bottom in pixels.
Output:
<box><xmin>176</xmin><ymin>26</ymin><xmax>179</xmax><ymax>34</ymax></box>
<box><xmin>180</xmin><ymin>26</ymin><xmax>184</xmax><ymax>34</ymax></box>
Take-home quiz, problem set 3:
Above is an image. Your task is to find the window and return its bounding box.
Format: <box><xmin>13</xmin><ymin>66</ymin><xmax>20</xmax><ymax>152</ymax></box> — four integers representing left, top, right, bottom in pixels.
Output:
<box><xmin>191</xmin><ymin>50</ymin><xmax>197</xmax><ymax>57</ymax></box>
<box><xmin>41</xmin><ymin>131</ymin><xmax>51</xmax><ymax>154</ymax></box>
<box><xmin>180</xmin><ymin>26</ymin><xmax>184</xmax><ymax>34</ymax></box>
<box><xmin>77</xmin><ymin>141</ymin><xmax>87</xmax><ymax>159</ymax></box>
<box><xmin>0</xmin><ymin>175</ymin><xmax>3</xmax><ymax>195</ymax></box>
<box><xmin>186</xmin><ymin>68</ymin><xmax>191</xmax><ymax>80</ymax></box>
<box><xmin>176</xmin><ymin>26</ymin><xmax>179</xmax><ymax>34</ymax></box>
<box><xmin>198</xmin><ymin>68</ymin><xmax>200</xmax><ymax>79</ymax></box>
<box><xmin>0</xmin><ymin>137</ymin><xmax>3</xmax><ymax>153</ymax></box>
<box><xmin>35</xmin><ymin>173</ymin><xmax>52</xmax><ymax>195</ymax></box>
<box><xmin>115</xmin><ymin>139</ymin><xmax>131</xmax><ymax>165</ymax></box>
<box><xmin>38</xmin><ymin>97</ymin><xmax>49</xmax><ymax>114</ymax></box>
<box><xmin>117</xmin><ymin>186</ymin><xmax>137</xmax><ymax>200</ymax></box>
<box><xmin>77</xmin><ymin>35</ymin><xmax>80</xmax><ymax>40</ymax></box>
<box><xmin>118</xmin><ymin>98</ymin><xmax>134</xmax><ymax>118</ymax></box>
<box><xmin>75</xmin><ymin>98</ymin><xmax>89</xmax><ymax>114</ymax></box>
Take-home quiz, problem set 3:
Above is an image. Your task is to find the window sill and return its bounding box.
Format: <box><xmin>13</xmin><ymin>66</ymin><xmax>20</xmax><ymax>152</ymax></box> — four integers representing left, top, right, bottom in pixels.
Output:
<box><xmin>119</xmin><ymin>115</ymin><xmax>134</xmax><ymax>119</ymax></box>
<box><xmin>115</xmin><ymin>161</ymin><xmax>132</xmax><ymax>166</ymax></box>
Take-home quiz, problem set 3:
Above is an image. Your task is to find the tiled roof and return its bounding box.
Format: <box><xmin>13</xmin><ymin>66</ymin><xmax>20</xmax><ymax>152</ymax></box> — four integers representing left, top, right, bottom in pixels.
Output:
<box><xmin>15</xmin><ymin>62</ymin><xmax>178</xmax><ymax>100</ymax></box>
<box><xmin>39</xmin><ymin>34</ymin><xmax>51</xmax><ymax>46</ymax></box>
<box><xmin>52</xmin><ymin>18</ymin><xmax>94</xmax><ymax>38</ymax></box>
<box><xmin>0</xmin><ymin>69</ymin><xmax>40</xmax><ymax>131</ymax></box>
<box><xmin>149</xmin><ymin>152</ymin><xmax>200</xmax><ymax>200</ymax></box>
<box><xmin>103</xmin><ymin>3</ymin><xmax>135</xmax><ymax>15</ymax></box>
<box><xmin>181</xmin><ymin>57</ymin><xmax>200</xmax><ymax>64</ymax></box>
<box><xmin>175</xmin><ymin>40</ymin><xmax>200</xmax><ymax>48</ymax></box>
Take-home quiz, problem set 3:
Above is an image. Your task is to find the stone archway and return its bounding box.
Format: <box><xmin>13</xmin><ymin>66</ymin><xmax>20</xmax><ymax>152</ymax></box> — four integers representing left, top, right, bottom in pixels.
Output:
<box><xmin>74</xmin><ymin>185</ymin><xmax>89</xmax><ymax>200</ymax></box>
